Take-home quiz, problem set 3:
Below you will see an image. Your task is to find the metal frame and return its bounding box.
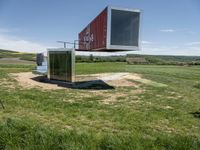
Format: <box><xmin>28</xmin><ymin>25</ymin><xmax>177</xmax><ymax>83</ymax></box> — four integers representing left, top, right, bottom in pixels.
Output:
<box><xmin>106</xmin><ymin>6</ymin><xmax>141</xmax><ymax>51</ymax></box>
<box><xmin>47</xmin><ymin>48</ymin><xmax>75</xmax><ymax>82</ymax></box>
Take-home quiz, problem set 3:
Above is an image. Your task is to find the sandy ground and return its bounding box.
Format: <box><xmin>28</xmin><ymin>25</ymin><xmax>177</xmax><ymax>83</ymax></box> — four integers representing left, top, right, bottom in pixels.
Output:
<box><xmin>9</xmin><ymin>72</ymin><xmax>142</xmax><ymax>90</ymax></box>
<box><xmin>10</xmin><ymin>72</ymin><xmax>167</xmax><ymax>90</ymax></box>
<box><xmin>10</xmin><ymin>72</ymin><xmax>64</xmax><ymax>90</ymax></box>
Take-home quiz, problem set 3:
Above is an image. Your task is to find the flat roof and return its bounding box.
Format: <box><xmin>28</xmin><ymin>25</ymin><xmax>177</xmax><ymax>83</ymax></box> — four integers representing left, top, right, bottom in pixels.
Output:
<box><xmin>47</xmin><ymin>48</ymin><xmax>75</xmax><ymax>52</ymax></box>
<box><xmin>108</xmin><ymin>6</ymin><xmax>141</xmax><ymax>13</ymax></box>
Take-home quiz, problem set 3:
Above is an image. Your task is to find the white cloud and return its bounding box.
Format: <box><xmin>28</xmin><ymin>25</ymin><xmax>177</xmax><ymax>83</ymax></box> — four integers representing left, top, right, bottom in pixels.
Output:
<box><xmin>0</xmin><ymin>27</ymin><xmax>199</xmax><ymax>56</ymax></box>
<box><xmin>0</xmin><ymin>28</ymin><xmax>10</xmax><ymax>33</ymax></box>
<box><xmin>0</xmin><ymin>34</ymin><xmax>48</xmax><ymax>53</ymax></box>
<box><xmin>0</xmin><ymin>27</ymin><xmax>21</xmax><ymax>33</ymax></box>
<box><xmin>141</xmin><ymin>40</ymin><xmax>153</xmax><ymax>44</ymax></box>
<box><xmin>186</xmin><ymin>42</ymin><xmax>200</xmax><ymax>46</ymax></box>
<box><xmin>75</xmin><ymin>44</ymin><xmax>200</xmax><ymax>56</ymax></box>
<box><xmin>160</xmin><ymin>29</ymin><xmax>175</xmax><ymax>33</ymax></box>
<box><xmin>138</xmin><ymin>44</ymin><xmax>200</xmax><ymax>56</ymax></box>
<box><xmin>0</xmin><ymin>27</ymin><xmax>51</xmax><ymax>53</ymax></box>
<box><xmin>76</xmin><ymin>51</ymin><xmax>128</xmax><ymax>56</ymax></box>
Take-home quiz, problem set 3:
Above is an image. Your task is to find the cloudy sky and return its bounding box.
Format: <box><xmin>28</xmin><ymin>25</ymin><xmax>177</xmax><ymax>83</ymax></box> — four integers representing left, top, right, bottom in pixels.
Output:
<box><xmin>0</xmin><ymin>0</ymin><xmax>200</xmax><ymax>56</ymax></box>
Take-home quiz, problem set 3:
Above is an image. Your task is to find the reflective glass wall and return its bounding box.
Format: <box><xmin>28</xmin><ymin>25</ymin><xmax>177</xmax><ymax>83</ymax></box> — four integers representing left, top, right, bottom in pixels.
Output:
<box><xmin>111</xmin><ymin>9</ymin><xmax>140</xmax><ymax>46</ymax></box>
<box><xmin>48</xmin><ymin>51</ymin><xmax>74</xmax><ymax>82</ymax></box>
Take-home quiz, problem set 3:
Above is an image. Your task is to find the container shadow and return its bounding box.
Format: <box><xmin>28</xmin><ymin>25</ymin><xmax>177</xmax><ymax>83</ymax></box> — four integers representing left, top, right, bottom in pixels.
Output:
<box><xmin>31</xmin><ymin>76</ymin><xmax>114</xmax><ymax>90</ymax></box>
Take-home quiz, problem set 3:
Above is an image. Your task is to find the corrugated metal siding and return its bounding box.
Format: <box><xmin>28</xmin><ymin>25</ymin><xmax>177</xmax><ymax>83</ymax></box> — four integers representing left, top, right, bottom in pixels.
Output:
<box><xmin>79</xmin><ymin>8</ymin><xmax>107</xmax><ymax>50</ymax></box>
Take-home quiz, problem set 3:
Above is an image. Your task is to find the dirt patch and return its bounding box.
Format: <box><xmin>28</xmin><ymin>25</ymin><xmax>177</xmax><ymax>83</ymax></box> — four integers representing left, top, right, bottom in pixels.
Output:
<box><xmin>10</xmin><ymin>72</ymin><xmax>138</xmax><ymax>90</ymax></box>
<box><xmin>107</xmin><ymin>79</ymin><xmax>136</xmax><ymax>87</ymax></box>
<box><xmin>94</xmin><ymin>89</ymin><xmax>144</xmax><ymax>105</ymax></box>
<box><xmin>131</xmin><ymin>89</ymin><xmax>144</xmax><ymax>94</ymax></box>
<box><xmin>9</xmin><ymin>72</ymin><xmax>148</xmax><ymax>105</ymax></box>
<box><xmin>76</xmin><ymin>73</ymin><xmax>138</xmax><ymax>87</ymax></box>
<box><xmin>10</xmin><ymin>72</ymin><xmax>65</xmax><ymax>90</ymax></box>
<box><xmin>99</xmin><ymin>92</ymin><xmax>126</xmax><ymax>105</ymax></box>
<box><xmin>91</xmin><ymin>73</ymin><xmax>167</xmax><ymax>87</ymax></box>
<box><xmin>0</xmin><ymin>78</ymin><xmax>15</xmax><ymax>89</ymax></box>
<box><xmin>10</xmin><ymin>72</ymin><xmax>166</xmax><ymax>90</ymax></box>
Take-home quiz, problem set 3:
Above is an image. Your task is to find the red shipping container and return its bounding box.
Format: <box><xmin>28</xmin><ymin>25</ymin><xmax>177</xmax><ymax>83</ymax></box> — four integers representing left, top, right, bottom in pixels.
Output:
<box><xmin>78</xmin><ymin>6</ymin><xmax>141</xmax><ymax>51</ymax></box>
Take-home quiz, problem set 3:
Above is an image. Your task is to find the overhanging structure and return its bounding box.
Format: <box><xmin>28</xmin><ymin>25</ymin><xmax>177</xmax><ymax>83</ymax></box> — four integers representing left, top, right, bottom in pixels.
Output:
<box><xmin>78</xmin><ymin>6</ymin><xmax>141</xmax><ymax>51</ymax></box>
<box><xmin>34</xmin><ymin>6</ymin><xmax>142</xmax><ymax>83</ymax></box>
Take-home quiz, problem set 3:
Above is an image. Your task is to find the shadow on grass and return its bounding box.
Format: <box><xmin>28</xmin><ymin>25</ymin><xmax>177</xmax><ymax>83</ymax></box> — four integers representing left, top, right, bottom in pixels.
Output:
<box><xmin>31</xmin><ymin>76</ymin><xmax>114</xmax><ymax>90</ymax></box>
<box><xmin>190</xmin><ymin>111</ymin><xmax>200</xmax><ymax>119</ymax></box>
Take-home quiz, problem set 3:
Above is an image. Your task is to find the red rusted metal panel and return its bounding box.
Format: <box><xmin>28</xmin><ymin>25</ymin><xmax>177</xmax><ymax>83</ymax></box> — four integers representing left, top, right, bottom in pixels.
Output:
<box><xmin>79</xmin><ymin>7</ymin><xmax>107</xmax><ymax>50</ymax></box>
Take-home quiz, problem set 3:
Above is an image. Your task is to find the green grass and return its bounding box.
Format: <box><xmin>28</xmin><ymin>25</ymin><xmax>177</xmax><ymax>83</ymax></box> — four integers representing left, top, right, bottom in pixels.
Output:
<box><xmin>0</xmin><ymin>62</ymin><xmax>200</xmax><ymax>149</ymax></box>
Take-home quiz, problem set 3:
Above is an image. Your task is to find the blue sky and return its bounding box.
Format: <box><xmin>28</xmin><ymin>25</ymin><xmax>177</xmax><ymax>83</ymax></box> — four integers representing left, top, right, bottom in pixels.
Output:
<box><xmin>0</xmin><ymin>0</ymin><xmax>200</xmax><ymax>56</ymax></box>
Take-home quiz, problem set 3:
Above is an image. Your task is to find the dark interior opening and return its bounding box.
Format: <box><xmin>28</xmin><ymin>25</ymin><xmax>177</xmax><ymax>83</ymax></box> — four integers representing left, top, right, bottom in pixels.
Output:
<box><xmin>111</xmin><ymin>9</ymin><xmax>140</xmax><ymax>46</ymax></box>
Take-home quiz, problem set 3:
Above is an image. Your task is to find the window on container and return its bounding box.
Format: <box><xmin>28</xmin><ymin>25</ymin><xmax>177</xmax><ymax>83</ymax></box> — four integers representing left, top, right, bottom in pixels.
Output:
<box><xmin>49</xmin><ymin>51</ymin><xmax>73</xmax><ymax>82</ymax></box>
<box><xmin>49</xmin><ymin>52</ymin><xmax>67</xmax><ymax>81</ymax></box>
<box><xmin>111</xmin><ymin>9</ymin><xmax>140</xmax><ymax>46</ymax></box>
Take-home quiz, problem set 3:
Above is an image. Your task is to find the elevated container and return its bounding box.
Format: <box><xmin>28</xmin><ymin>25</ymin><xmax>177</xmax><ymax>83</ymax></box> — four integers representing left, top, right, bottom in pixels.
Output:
<box><xmin>78</xmin><ymin>6</ymin><xmax>141</xmax><ymax>51</ymax></box>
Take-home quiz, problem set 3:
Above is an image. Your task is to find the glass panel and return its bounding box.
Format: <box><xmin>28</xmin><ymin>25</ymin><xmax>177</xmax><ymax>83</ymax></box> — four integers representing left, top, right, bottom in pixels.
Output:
<box><xmin>111</xmin><ymin>9</ymin><xmax>140</xmax><ymax>46</ymax></box>
<box><xmin>55</xmin><ymin>53</ymin><xmax>66</xmax><ymax>81</ymax></box>
<box><xmin>48</xmin><ymin>51</ymin><xmax>74</xmax><ymax>82</ymax></box>
<box><xmin>49</xmin><ymin>52</ymin><xmax>55</xmax><ymax>79</ymax></box>
<box><xmin>66</xmin><ymin>51</ymin><xmax>72</xmax><ymax>81</ymax></box>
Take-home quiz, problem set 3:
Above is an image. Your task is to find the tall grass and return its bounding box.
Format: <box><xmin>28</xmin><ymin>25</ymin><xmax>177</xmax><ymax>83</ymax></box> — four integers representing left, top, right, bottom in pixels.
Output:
<box><xmin>0</xmin><ymin>118</ymin><xmax>199</xmax><ymax>150</ymax></box>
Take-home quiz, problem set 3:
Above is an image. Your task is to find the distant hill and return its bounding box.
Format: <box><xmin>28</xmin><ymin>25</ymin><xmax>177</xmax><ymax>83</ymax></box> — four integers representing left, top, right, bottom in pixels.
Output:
<box><xmin>1</xmin><ymin>49</ymin><xmax>200</xmax><ymax>65</ymax></box>
<box><xmin>76</xmin><ymin>54</ymin><xmax>200</xmax><ymax>65</ymax></box>
<box><xmin>0</xmin><ymin>49</ymin><xmax>36</xmax><ymax>61</ymax></box>
<box><xmin>0</xmin><ymin>49</ymin><xmax>18</xmax><ymax>53</ymax></box>
<box><xmin>126</xmin><ymin>54</ymin><xmax>200</xmax><ymax>65</ymax></box>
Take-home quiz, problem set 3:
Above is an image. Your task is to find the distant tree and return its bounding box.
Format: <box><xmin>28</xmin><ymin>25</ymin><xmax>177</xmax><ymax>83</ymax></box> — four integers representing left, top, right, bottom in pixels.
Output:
<box><xmin>89</xmin><ymin>54</ymin><xmax>94</xmax><ymax>62</ymax></box>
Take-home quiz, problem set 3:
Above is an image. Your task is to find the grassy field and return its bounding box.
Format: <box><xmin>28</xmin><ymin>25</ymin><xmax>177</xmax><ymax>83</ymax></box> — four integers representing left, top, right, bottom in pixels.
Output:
<box><xmin>0</xmin><ymin>62</ymin><xmax>200</xmax><ymax>149</ymax></box>
<box><xmin>0</xmin><ymin>49</ymin><xmax>36</xmax><ymax>62</ymax></box>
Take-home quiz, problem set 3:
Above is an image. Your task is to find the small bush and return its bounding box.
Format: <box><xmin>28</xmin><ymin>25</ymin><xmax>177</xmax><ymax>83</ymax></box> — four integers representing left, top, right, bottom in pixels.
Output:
<box><xmin>194</xmin><ymin>83</ymin><xmax>200</xmax><ymax>89</ymax></box>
